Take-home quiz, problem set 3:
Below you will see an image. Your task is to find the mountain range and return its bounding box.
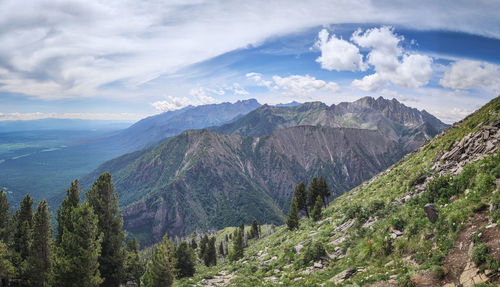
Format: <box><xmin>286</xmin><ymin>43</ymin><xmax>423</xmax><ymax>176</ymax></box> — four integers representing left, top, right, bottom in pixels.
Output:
<box><xmin>0</xmin><ymin>100</ymin><xmax>261</xmax><ymax>207</ymax></box>
<box><xmin>83</xmin><ymin>96</ymin><xmax>448</xmax><ymax>244</ymax></box>
<box><xmin>179</xmin><ymin>96</ymin><xmax>500</xmax><ymax>286</ymax></box>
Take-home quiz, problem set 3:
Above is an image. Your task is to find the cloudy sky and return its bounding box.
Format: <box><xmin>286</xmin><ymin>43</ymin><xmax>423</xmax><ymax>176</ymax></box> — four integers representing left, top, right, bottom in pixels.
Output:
<box><xmin>1</xmin><ymin>0</ymin><xmax>500</xmax><ymax>123</ymax></box>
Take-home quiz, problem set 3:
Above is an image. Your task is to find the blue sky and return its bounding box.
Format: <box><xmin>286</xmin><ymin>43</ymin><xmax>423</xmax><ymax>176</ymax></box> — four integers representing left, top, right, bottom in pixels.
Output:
<box><xmin>1</xmin><ymin>0</ymin><xmax>500</xmax><ymax>123</ymax></box>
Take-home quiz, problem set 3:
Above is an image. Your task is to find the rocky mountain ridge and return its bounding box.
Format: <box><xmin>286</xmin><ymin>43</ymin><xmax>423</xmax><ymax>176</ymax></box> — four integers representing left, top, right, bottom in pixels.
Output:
<box><xmin>171</xmin><ymin>96</ymin><xmax>500</xmax><ymax>287</ymax></box>
<box><xmin>84</xmin><ymin>96</ymin><xmax>449</xmax><ymax>244</ymax></box>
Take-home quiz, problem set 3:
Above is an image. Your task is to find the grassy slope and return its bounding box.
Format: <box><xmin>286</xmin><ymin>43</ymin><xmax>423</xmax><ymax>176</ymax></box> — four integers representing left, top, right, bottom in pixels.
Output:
<box><xmin>174</xmin><ymin>96</ymin><xmax>500</xmax><ymax>286</ymax></box>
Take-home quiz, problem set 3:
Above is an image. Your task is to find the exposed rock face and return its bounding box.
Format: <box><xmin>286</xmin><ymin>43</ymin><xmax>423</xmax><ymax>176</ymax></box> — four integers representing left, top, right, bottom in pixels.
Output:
<box><xmin>215</xmin><ymin>96</ymin><xmax>448</xmax><ymax>153</ymax></box>
<box><xmin>433</xmin><ymin>119</ymin><xmax>500</xmax><ymax>175</ymax></box>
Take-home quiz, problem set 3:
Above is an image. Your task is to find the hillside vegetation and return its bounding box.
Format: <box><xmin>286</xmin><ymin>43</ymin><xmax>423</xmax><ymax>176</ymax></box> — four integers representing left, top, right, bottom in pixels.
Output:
<box><xmin>174</xmin><ymin>96</ymin><xmax>500</xmax><ymax>286</ymax></box>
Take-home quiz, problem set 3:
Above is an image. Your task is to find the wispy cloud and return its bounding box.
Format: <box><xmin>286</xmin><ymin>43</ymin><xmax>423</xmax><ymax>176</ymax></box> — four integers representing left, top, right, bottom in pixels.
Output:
<box><xmin>1</xmin><ymin>0</ymin><xmax>499</xmax><ymax>101</ymax></box>
<box><xmin>0</xmin><ymin>112</ymin><xmax>147</xmax><ymax>121</ymax></box>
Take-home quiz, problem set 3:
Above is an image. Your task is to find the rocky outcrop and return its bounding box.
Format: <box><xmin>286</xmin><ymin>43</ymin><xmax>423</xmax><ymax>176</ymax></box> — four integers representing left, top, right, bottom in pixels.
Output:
<box><xmin>433</xmin><ymin>119</ymin><xmax>500</xmax><ymax>175</ymax></box>
<box><xmin>329</xmin><ymin>268</ymin><xmax>356</xmax><ymax>283</ymax></box>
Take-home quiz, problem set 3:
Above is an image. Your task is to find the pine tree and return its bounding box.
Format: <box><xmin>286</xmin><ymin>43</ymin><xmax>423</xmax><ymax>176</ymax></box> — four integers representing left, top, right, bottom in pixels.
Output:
<box><xmin>0</xmin><ymin>190</ymin><xmax>9</xmax><ymax>242</ymax></box>
<box><xmin>286</xmin><ymin>199</ymin><xmax>299</xmax><ymax>230</ymax></box>
<box><xmin>228</xmin><ymin>226</ymin><xmax>244</xmax><ymax>262</ymax></box>
<box><xmin>206</xmin><ymin>237</ymin><xmax>217</xmax><ymax>266</ymax></box>
<box><xmin>56</xmin><ymin>179</ymin><xmax>81</xmax><ymax>245</ymax></box>
<box><xmin>124</xmin><ymin>238</ymin><xmax>143</xmax><ymax>286</ymax></box>
<box><xmin>173</xmin><ymin>241</ymin><xmax>195</xmax><ymax>278</ymax></box>
<box><xmin>13</xmin><ymin>194</ymin><xmax>34</xmax><ymax>285</ymax></box>
<box><xmin>0</xmin><ymin>240</ymin><xmax>14</xmax><ymax>285</ymax></box>
<box><xmin>190</xmin><ymin>237</ymin><xmax>197</xmax><ymax>250</ymax></box>
<box><xmin>250</xmin><ymin>219</ymin><xmax>260</xmax><ymax>239</ymax></box>
<box><xmin>13</xmin><ymin>194</ymin><xmax>33</xmax><ymax>259</ymax></box>
<box><xmin>141</xmin><ymin>234</ymin><xmax>174</xmax><ymax>287</ymax></box>
<box><xmin>27</xmin><ymin>200</ymin><xmax>52</xmax><ymax>286</ymax></box>
<box><xmin>293</xmin><ymin>181</ymin><xmax>309</xmax><ymax>217</ymax></box>
<box><xmin>318</xmin><ymin>176</ymin><xmax>331</xmax><ymax>208</ymax></box>
<box><xmin>307</xmin><ymin>177</ymin><xmax>321</xmax><ymax>210</ymax></box>
<box><xmin>199</xmin><ymin>234</ymin><xmax>208</xmax><ymax>261</ymax></box>
<box><xmin>87</xmin><ymin>172</ymin><xmax>125</xmax><ymax>287</ymax></box>
<box><xmin>218</xmin><ymin>241</ymin><xmax>224</xmax><ymax>257</ymax></box>
<box><xmin>52</xmin><ymin>201</ymin><xmax>103</xmax><ymax>287</ymax></box>
<box><xmin>311</xmin><ymin>195</ymin><xmax>323</xmax><ymax>222</ymax></box>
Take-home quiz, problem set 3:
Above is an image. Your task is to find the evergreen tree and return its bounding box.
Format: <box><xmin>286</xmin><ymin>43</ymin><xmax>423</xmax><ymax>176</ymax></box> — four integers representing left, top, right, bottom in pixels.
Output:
<box><xmin>141</xmin><ymin>234</ymin><xmax>174</xmax><ymax>287</ymax></box>
<box><xmin>250</xmin><ymin>219</ymin><xmax>260</xmax><ymax>239</ymax></box>
<box><xmin>124</xmin><ymin>238</ymin><xmax>144</xmax><ymax>286</ymax></box>
<box><xmin>199</xmin><ymin>234</ymin><xmax>208</xmax><ymax>261</ymax></box>
<box><xmin>27</xmin><ymin>200</ymin><xmax>52</xmax><ymax>286</ymax></box>
<box><xmin>87</xmin><ymin>172</ymin><xmax>125</xmax><ymax>287</ymax></box>
<box><xmin>311</xmin><ymin>195</ymin><xmax>323</xmax><ymax>222</ymax></box>
<box><xmin>52</xmin><ymin>201</ymin><xmax>103</xmax><ymax>287</ymax></box>
<box><xmin>205</xmin><ymin>237</ymin><xmax>217</xmax><ymax>267</ymax></box>
<box><xmin>318</xmin><ymin>176</ymin><xmax>331</xmax><ymax>208</ymax></box>
<box><xmin>13</xmin><ymin>194</ymin><xmax>34</xmax><ymax>285</ymax></box>
<box><xmin>0</xmin><ymin>190</ymin><xmax>9</xmax><ymax>242</ymax></box>
<box><xmin>228</xmin><ymin>226</ymin><xmax>244</xmax><ymax>262</ymax></box>
<box><xmin>0</xmin><ymin>240</ymin><xmax>14</xmax><ymax>285</ymax></box>
<box><xmin>56</xmin><ymin>179</ymin><xmax>81</xmax><ymax>245</ymax></box>
<box><xmin>293</xmin><ymin>181</ymin><xmax>309</xmax><ymax>217</ymax></box>
<box><xmin>13</xmin><ymin>194</ymin><xmax>33</xmax><ymax>259</ymax></box>
<box><xmin>190</xmin><ymin>237</ymin><xmax>197</xmax><ymax>250</ymax></box>
<box><xmin>286</xmin><ymin>199</ymin><xmax>299</xmax><ymax>230</ymax></box>
<box><xmin>173</xmin><ymin>241</ymin><xmax>195</xmax><ymax>278</ymax></box>
<box><xmin>218</xmin><ymin>241</ymin><xmax>224</xmax><ymax>257</ymax></box>
<box><xmin>239</xmin><ymin>222</ymin><xmax>245</xmax><ymax>235</ymax></box>
<box><xmin>307</xmin><ymin>177</ymin><xmax>321</xmax><ymax>210</ymax></box>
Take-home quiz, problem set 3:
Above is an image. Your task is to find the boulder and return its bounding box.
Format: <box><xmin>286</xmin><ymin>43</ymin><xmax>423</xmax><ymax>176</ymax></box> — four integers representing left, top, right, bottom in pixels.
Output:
<box><xmin>329</xmin><ymin>268</ymin><xmax>356</xmax><ymax>283</ymax></box>
<box><xmin>424</xmin><ymin>203</ymin><xmax>439</xmax><ymax>222</ymax></box>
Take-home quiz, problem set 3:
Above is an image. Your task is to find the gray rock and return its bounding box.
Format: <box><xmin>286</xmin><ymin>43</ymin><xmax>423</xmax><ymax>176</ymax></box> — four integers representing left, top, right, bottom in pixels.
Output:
<box><xmin>424</xmin><ymin>203</ymin><xmax>439</xmax><ymax>222</ymax></box>
<box><xmin>329</xmin><ymin>268</ymin><xmax>356</xmax><ymax>283</ymax></box>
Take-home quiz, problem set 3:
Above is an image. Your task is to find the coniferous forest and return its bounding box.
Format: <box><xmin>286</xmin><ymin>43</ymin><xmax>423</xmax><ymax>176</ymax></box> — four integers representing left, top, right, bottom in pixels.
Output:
<box><xmin>0</xmin><ymin>171</ymin><xmax>330</xmax><ymax>287</ymax></box>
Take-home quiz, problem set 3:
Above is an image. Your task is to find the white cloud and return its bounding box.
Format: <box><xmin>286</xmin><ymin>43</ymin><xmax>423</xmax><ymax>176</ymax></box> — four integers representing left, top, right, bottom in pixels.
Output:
<box><xmin>246</xmin><ymin>72</ymin><xmax>274</xmax><ymax>89</ymax></box>
<box><xmin>272</xmin><ymin>74</ymin><xmax>340</xmax><ymax>97</ymax></box>
<box><xmin>189</xmin><ymin>88</ymin><xmax>218</xmax><ymax>105</ymax></box>
<box><xmin>228</xmin><ymin>83</ymin><xmax>250</xmax><ymax>96</ymax></box>
<box><xmin>0</xmin><ymin>112</ymin><xmax>146</xmax><ymax>121</ymax></box>
<box><xmin>349</xmin><ymin>26</ymin><xmax>432</xmax><ymax>91</ymax></box>
<box><xmin>1</xmin><ymin>0</ymin><xmax>499</xmax><ymax>101</ymax></box>
<box><xmin>439</xmin><ymin>60</ymin><xmax>500</xmax><ymax>93</ymax></box>
<box><xmin>151</xmin><ymin>87</ymin><xmax>221</xmax><ymax>112</ymax></box>
<box><xmin>314</xmin><ymin>29</ymin><xmax>366</xmax><ymax>71</ymax></box>
<box><xmin>151</xmin><ymin>96</ymin><xmax>193</xmax><ymax>112</ymax></box>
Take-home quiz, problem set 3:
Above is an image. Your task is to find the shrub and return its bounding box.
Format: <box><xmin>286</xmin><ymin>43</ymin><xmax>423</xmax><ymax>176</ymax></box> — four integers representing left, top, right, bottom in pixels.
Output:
<box><xmin>301</xmin><ymin>241</ymin><xmax>326</xmax><ymax>265</ymax></box>
<box><xmin>430</xmin><ymin>265</ymin><xmax>444</xmax><ymax>279</ymax></box>
<box><xmin>472</xmin><ymin>243</ymin><xmax>489</xmax><ymax>266</ymax></box>
<box><xmin>398</xmin><ymin>273</ymin><xmax>415</xmax><ymax>287</ymax></box>
<box><xmin>390</xmin><ymin>216</ymin><xmax>406</xmax><ymax>231</ymax></box>
<box><xmin>368</xmin><ymin>200</ymin><xmax>385</xmax><ymax>214</ymax></box>
<box><xmin>474</xmin><ymin>173</ymin><xmax>496</xmax><ymax>194</ymax></box>
<box><xmin>454</xmin><ymin>164</ymin><xmax>476</xmax><ymax>193</ymax></box>
<box><xmin>424</xmin><ymin>176</ymin><xmax>454</xmax><ymax>203</ymax></box>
